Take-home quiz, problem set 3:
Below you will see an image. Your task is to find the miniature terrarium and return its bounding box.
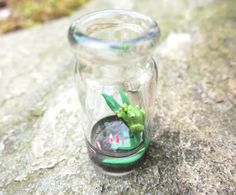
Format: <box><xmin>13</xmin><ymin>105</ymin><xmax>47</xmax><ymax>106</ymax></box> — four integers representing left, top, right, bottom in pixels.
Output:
<box><xmin>68</xmin><ymin>10</ymin><xmax>160</xmax><ymax>175</ymax></box>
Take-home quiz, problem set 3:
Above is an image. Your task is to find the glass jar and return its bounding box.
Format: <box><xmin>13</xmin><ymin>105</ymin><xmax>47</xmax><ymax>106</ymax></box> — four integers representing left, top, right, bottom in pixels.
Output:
<box><xmin>68</xmin><ymin>10</ymin><xmax>160</xmax><ymax>176</ymax></box>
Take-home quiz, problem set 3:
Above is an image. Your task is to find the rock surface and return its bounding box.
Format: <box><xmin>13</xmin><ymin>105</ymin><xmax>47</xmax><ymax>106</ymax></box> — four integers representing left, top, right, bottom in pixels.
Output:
<box><xmin>0</xmin><ymin>0</ymin><xmax>236</xmax><ymax>194</ymax></box>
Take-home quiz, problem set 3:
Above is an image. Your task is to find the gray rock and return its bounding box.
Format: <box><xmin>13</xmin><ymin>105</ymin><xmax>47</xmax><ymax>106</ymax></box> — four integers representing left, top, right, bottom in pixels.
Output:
<box><xmin>0</xmin><ymin>0</ymin><xmax>235</xmax><ymax>194</ymax></box>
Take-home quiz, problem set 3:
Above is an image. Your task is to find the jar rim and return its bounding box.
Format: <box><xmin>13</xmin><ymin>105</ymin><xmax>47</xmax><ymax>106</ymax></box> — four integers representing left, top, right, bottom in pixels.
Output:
<box><xmin>68</xmin><ymin>9</ymin><xmax>160</xmax><ymax>50</ymax></box>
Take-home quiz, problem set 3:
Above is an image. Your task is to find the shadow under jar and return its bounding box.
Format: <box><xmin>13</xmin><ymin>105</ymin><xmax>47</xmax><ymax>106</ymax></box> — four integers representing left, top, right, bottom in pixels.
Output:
<box><xmin>68</xmin><ymin>10</ymin><xmax>160</xmax><ymax>176</ymax></box>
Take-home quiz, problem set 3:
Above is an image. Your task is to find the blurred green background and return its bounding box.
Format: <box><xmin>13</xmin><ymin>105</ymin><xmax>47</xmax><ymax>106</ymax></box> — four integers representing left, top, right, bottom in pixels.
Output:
<box><xmin>0</xmin><ymin>0</ymin><xmax>88</xmax><ymax>34</ymax></box>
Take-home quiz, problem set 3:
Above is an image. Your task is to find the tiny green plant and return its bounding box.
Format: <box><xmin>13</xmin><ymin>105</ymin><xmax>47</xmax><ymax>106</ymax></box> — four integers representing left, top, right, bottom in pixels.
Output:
<box><xmin>101</xmin><ymin>90</ymin><xmax>146</xmax><ymax>133</ymax></box>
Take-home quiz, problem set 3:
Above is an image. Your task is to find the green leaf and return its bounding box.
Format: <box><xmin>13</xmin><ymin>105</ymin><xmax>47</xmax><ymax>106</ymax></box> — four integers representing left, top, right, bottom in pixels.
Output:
<box><xmin>119</xmin><ymin>89</ymin><xmax>131</xmax><ymax>105</ymax></box>
<box><xmin>101</xmin><ymin>93</ymin><xmax>121</xmax><ymax>112</ymax></box>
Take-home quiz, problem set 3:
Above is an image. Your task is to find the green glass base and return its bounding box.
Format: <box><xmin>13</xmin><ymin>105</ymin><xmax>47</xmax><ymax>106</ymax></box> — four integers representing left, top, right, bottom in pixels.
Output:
<box><xmin>102</xmin><ymin>139</ymin><xmax>151</xmax><ymax>164</ymax></box>
<box><xmin>89</xmin><ymin>115</ymin><xmax>150</xmax><ymax>174</ymax></box>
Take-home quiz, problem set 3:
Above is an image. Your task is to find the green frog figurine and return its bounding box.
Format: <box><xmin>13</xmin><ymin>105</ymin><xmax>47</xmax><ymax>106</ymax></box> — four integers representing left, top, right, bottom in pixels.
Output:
<box><xmin>101</xmin><ymin>90</ymin><xmax>145</xmax><ymax>133</ymax></box>
<box><xmin>116</xmin><ymin>104</ymin><xmax>145</xmax><ymax>133</ymax></box>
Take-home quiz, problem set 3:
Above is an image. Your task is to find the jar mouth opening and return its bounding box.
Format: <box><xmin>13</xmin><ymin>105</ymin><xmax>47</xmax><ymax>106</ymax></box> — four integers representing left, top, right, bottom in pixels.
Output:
<box><xmin>68</xmin><ymin>9</ymin><xmax>160</xmax><ymax>49</ymax></box>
